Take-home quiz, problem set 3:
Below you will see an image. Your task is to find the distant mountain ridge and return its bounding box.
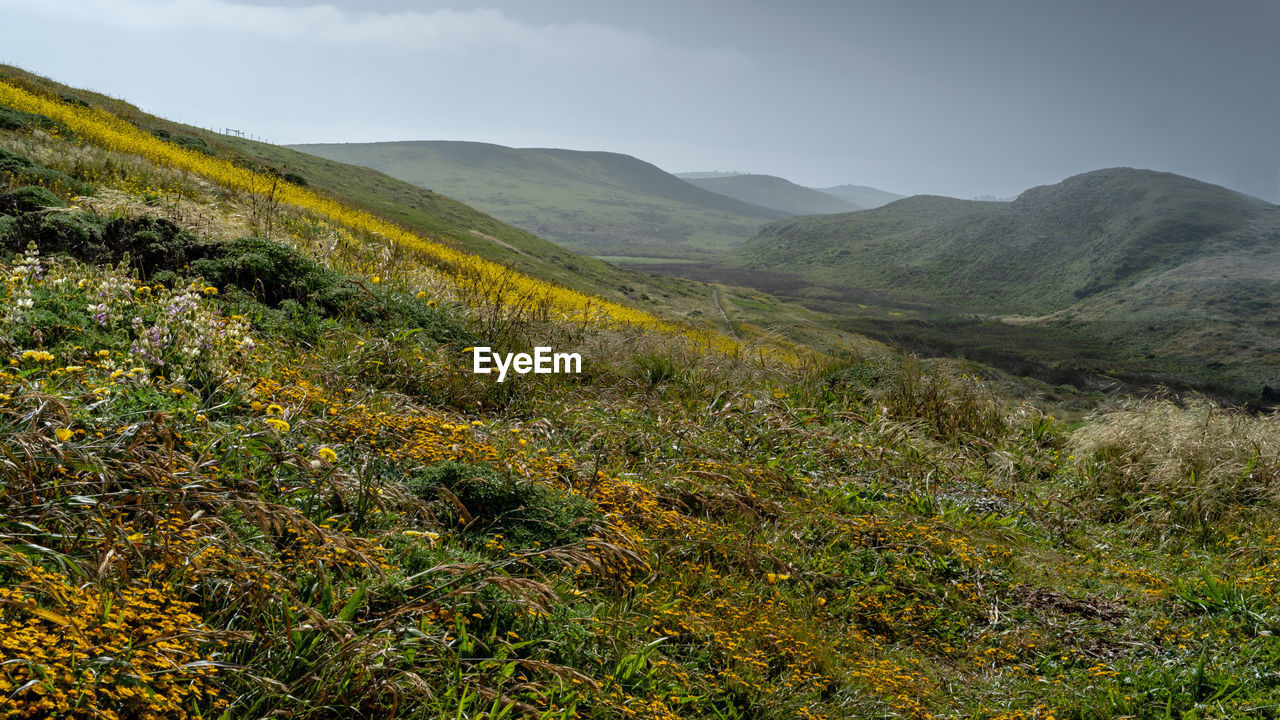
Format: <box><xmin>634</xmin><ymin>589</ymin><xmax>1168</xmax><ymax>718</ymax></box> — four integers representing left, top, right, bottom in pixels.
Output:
<box><xmin>675</xmin><ymin>171</ymin><xmax>748</xmax><ymax>180</ymax></box>
<box><xmin>288</xmin><ymin>141</ymin><xmax>784</xmax><ymax>261</ymax></box>
<box><xmin>740</xmin><ymin>168</ymin><xmax>1276</xmax><ymax>312</ymax></box>
<box><xmin>816</xmin><ymin>184</ymin><xmax>906</xmax><ymax>210</ymax></box>
<box><xmin>683</xmin><ymin>174</ymin><xmax>863</xmax><ymax>215</ymax></box>
<box><xmin>734</xmin><ymin>167</ymin><xmax>1280</xmax><ymax>392</ymax></box>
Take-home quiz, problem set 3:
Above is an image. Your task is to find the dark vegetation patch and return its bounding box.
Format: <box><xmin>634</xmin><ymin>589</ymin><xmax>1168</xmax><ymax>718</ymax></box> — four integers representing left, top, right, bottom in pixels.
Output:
<box><xmin>0</xmin><ymin>103</ymin><xmax>60</xmax><ymax>132</ymax></box>
<box><xmin>0</xmin><ymin>185</ymin><xmax>63</xmax><ymax>214</ymax></box>
<box><xmin>151</xmin><ymin>127</ymin><xmax>212</xmax><ymax>155</ymax></box>
<box><xmin>407</xmin><ymin>461</ymin><xmax>603</xmax><ymax>551</ymax></box>
<box><xmin>0</xmin><ymin>144</ymin><xmax>93</xmax><ymax>197</ymax></box>
<box><xmin>0</xmin><ymin>205</ymin><xmax>472</xmax><ymax>346</ymax></box>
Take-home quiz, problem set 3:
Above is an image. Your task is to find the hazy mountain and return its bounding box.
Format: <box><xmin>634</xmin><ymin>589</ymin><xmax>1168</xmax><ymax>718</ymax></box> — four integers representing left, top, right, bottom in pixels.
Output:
<box><xmin>734</xmin><ymin>168</ymin><xmax>1280</xmax><ymax>392</ymax></box>
<box><xmin>675</xmin><ymin>171</ymin><xmax>748</xmax><ymax>179</ymax></box>
<box><xmin>816</xmin><ymin>184</ymin><xmax>905</xmax><ymax>209</ymax></box>
<box><xmin>288</xmin><ymin>141</ymin><xmax>784</xmax><ymax>262</ymax></box>
<box><xmin>683</xmin><ymin>174</ymin><xmax>863</xmax><ymax>216</ymax></box>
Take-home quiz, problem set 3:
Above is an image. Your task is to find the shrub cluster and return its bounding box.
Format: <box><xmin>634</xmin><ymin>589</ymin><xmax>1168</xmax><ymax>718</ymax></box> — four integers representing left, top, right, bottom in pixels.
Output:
<box><xmin>0</xmin><ymin>144</ymin><xmax>94</xmax><ymax>197</ymax></box>
<box><xmin>1</xmin><ymin>204</ymin><xmax>473</xmax><ymax>346</ymax></box>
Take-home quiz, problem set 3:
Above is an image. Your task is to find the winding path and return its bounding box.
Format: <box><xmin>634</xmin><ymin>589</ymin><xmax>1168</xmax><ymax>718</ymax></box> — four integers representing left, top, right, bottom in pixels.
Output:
<box><xmin>711</xmin><ymin>287</ymin><xmax>740</xmax><ymax>339</ymax></box>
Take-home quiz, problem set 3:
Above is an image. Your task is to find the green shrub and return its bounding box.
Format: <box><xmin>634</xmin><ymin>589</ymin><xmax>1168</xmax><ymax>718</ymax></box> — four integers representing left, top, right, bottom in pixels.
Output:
<box><xmin>10</xmin><ymin>280</ymin><xmax>95</xmax><ymax>348</ymax></box>
<box><xmin>0</xmin><ymin>147</ymin><xmax>32</xmax><ymax>173</ymax></box>
<box><xmin>100</xmin><ymin>215</ymin><xmax>211</xmax><ymax>272</ymax></box>
<box><xmin>1</xmin><ymin>210</ymin><xmax>108</xmax><ymax>258</ymax></box>
<box><xmin>0</xmin><ymin>104</ymin><xmax>56</xmax><ymax>131</ymax></box>
<box><xmin>0</xmin><ymin>185</ymin><xmax>62</xmax><ymax>214</ymax></box>
<box><xmin>407</xmin><ymin>461</ymin><xmax>602</xmax><ymax>550</ymax></box>
<box><xmin>152</xmin><ymin>128</ymin><xmax>212</xmax><ymax>155</ymax></box>
<box><xmin>192</xmin><ymin>236</ymin><xmax>472</xmax><ymax>343</ymax></box>
<box><xmin>1</xmin><ymin>147</ymin><xmax>94</xmax><ymax>197</ymax></box>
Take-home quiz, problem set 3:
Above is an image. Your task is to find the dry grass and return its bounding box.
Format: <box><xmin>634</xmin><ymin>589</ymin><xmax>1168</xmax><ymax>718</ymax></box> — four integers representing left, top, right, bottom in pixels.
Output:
<box><xmin>1069</xmin><ymin>397</ymin><xmax>1280</xmax><ymax>533</ymax></box>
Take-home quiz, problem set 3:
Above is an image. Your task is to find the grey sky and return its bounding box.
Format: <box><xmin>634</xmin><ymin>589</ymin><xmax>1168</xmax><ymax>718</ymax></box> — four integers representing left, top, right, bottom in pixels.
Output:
<box><xmin>2</xmin><ymin>0</ymin><xmax>1277</xmax><ymax>201</ymax></box>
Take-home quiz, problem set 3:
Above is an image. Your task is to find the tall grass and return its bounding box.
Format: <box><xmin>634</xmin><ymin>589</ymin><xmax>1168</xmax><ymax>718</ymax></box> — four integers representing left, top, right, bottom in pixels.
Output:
<box><xmin>1069</xmin><ymin>398</ymin><xmax>1280</xmax><ymax>533</ymax></box>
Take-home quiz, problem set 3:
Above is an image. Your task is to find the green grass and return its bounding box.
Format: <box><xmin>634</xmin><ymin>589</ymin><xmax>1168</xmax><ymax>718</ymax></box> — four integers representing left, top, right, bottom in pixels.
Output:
<box><xmin>6</xmin><ymin>66</ymin><xmax>1280</xmax><ymax>720</ymax></box>
<box><xmin>592</xmin><ymin>255</ymin><xmax>701</xmax><ymax>265</ymax></box>
<box><xmin>288</xmin><ymin>140</ymin><xmax>784</xmax><ymax>260</ymax></box>
<box><xmin>683</xmin><ymin>173</ymin><xmax>863</xmax><ymax>215</ymax></box>
<box><xmin>725</xmin><ymin>169</ymin><xmax>1280</xmax><ymax>397</ymax></box>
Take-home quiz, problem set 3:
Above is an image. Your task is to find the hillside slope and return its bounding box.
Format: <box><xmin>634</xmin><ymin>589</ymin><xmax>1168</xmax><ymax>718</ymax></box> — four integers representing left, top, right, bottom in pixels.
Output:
<box><xmin>289</xmin><ymin>140</ymin><xmax>784</xmax><ymax>261</ymax></box>
<box><xmin>0</xmin><ymin>65</ymin><xmax>881</xmax><ymax>357</ymax></box>
<box><xmin>734</xmin><ymin>168</ymin><xmax>1280</xmax><ymax>393</ymax></box>
<box><xmin>6</xmin><ymin>65</ymin><xmax>1280</xmax><ymax>720</ymax></box>
<box><xmin>741</xmin><ymin>168</ymin><xmax>1277</xmax><ymax>312</ymax></box>
<box><xmin>816</xmin><ymin>183</ymin><xmax>905</xmax><ymax>209</ymax></box>
<box><xmin>684</xmin><ymin>173</ymin><xmax>863</xmax><ymax>215</ymax></box>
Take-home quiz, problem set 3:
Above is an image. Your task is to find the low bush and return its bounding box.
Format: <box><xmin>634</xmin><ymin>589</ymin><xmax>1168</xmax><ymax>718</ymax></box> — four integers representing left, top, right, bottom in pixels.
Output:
<box><xmin>1</xmin><ymin>145</ymin><xmax>94</xmax><ymax>197</ymax></box>
<box><xmin>407</xmin><ymin>461</ymin><xmax>603</xmax><ymax>550</ymax></box>
<box><xmin>0</xmin><ymin>185</ymin><xmax>62</xmax><ymax>214</ymax></box>
<box><xmin>152</xmin><ymin>127</ymin><xmax>212</xmax><ymax>155</ymax></box>
<box><xmin>192</xmin><ymin>236</ymin><xmax>472</xmax><ymax>343</ymax></box>
<box><xmin>0</xmin><ymin>103</ymin><xmax>57</xmax><ymax>131</ymax></box>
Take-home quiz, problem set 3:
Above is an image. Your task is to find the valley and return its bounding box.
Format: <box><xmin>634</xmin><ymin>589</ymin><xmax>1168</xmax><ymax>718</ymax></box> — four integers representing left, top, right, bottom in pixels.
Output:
<box><xmin>2</xmin><ymin>58</ymin><xmax>1279</xmax><ymax>720</ymax></box>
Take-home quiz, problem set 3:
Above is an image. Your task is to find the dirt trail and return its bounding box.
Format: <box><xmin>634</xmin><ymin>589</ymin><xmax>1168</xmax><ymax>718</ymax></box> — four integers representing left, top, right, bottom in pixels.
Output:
<box><xmin>711</xmin><ymin>287</ymin><xmax>740</xmax><ymax>339</ymax></box>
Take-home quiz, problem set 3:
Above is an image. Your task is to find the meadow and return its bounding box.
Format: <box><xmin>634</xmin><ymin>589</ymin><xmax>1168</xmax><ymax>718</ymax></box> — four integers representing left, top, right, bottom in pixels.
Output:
<box><xmin>1</xmin><ymin>71</ymin><xmax>1279</xmax><ymax>719</ymax></box>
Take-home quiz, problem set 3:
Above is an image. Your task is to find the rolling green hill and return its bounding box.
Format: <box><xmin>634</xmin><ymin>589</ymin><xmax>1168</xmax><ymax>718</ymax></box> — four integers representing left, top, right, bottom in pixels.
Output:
<box><xmin>0</xmin><ymin>65</ymin><xmax>872</xmax><ymax>359</ymax></box>
<box><xmin>733</xmin><ymin>168</ymin><xmax>1280</xmax><ymax>394</ymax></box>
<box><xmin>9</xmin><ymin>65</ymin><xmax>1280</xmax><ymax>720</ymax></box>
<box><xmin>739</xmin><ymin>168</ymin><xmax>1276</xmax><ymax>312</ymax></box>
<box><xmin>816</xmin><ymin>183</ymin><xmax>905</xmax><ymax>209</ymax></box>
<box><xmin>288</xmin><ymin>141</ymin><xmax>784</xmax><ymax>261</ymax></box>
<box><xmin>683</xmin><ymin>173</ymin><xmax>863</xmax><ymax>215</ymax></box>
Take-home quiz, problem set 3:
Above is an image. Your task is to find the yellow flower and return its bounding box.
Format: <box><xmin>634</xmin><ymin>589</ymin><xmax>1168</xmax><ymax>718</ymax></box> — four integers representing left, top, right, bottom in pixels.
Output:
<box><xmin>415</xmin><ymin>291</ymin><xmax>427</xmax><ymax>299</ymax></box>
<box><xmin>265</xmin><ymin>418</ymin><xmax>291</xmax><ymax>433</ymax></box>
<box><xmin>203</xmin><ymin>285</ymin><xmax>218</xmax><ymax>295</ymax></box>
<box><xmin>317</xmin><ymin>447</ymin><xmax>338</xmax><ymax>463</ymax></box>
<box><xmin>54</xmin><ymin>428</ymin><xmax>73</xmax><ymax>442</ymax></box>
<box><xmin>371</xmin><ymin>276</ymin><xmax>381</xmax><ymax>284</ymax></box>
<box><xmin>266</xmin><ymin>404</ymin><xmax>284</xmax><ymax>416</ymax></box>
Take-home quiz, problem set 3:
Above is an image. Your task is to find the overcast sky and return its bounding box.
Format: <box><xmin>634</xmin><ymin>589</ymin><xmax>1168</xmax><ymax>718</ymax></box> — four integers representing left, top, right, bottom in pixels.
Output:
<box><xmin>2</xmin><ymin>0</ymin><xmax>1277</xmax><ymax>201</ymax></box>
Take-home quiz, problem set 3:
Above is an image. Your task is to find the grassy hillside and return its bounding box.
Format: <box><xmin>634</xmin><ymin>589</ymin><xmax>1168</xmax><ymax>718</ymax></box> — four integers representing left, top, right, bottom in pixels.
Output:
<box><xmin>289</xmin><ymin>141</ymin><xmax>784</xmax><ymax>261</ymax></box>
<box><xmin>6</xmin><ymin>68</ymin><xmax>1280</xmax><ymax>720</ymax></box>
<box><xmin>816</xmin><ymin>183</ymin><xmax>905</xmax><ymax>209</ymax></box>
<box><xmin>684</xmin><ymin>174</ymin><xmax>862</xmax><ymax>215</ymax></box>
<box><xmin>733</xmin><ymin>169</ymin><xmax>1280</xmax><ymax>395</ymax></box>
<box><xmin>0</xmin><ymin>65</ymin><xmax>881</xmax><ymax>361</ymax></box>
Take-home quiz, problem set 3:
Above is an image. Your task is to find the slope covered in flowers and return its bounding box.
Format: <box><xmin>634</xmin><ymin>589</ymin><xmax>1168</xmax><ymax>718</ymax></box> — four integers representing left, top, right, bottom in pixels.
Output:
<box><xmin>2</xmin><ymin>71</ymin><xmax>1280</xmax><ymax>720</ymax></box>
<box><xmin>0</xmin><ymin>76</ymin><xmax>751</xmax><ymax>357</ymax></box>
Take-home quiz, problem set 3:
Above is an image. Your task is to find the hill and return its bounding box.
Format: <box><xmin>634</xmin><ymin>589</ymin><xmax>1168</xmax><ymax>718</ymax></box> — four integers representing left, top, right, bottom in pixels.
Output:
<box><xmin>288</xmin><ymin>140</ymin><xmax>784</xmax><ymax>262</ymax></box>
<box><xmin>6</xmin><ymin>66</ymin><xmax>1280</xmax><ymax>720</ymax></box>
<box><xmin>734</xmin><ymin>168</ymin><xmax>1280</xmax><ymax>394</ymax></box>
<box><xmin>816</xmin><ymin>183</ymin><xmax>905</xmax><ymax>209</ymax></box>
<box><xmin>684</xmin><ymin>173</ymin><xmax>863</xmax><ymax>215</ymax></box>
